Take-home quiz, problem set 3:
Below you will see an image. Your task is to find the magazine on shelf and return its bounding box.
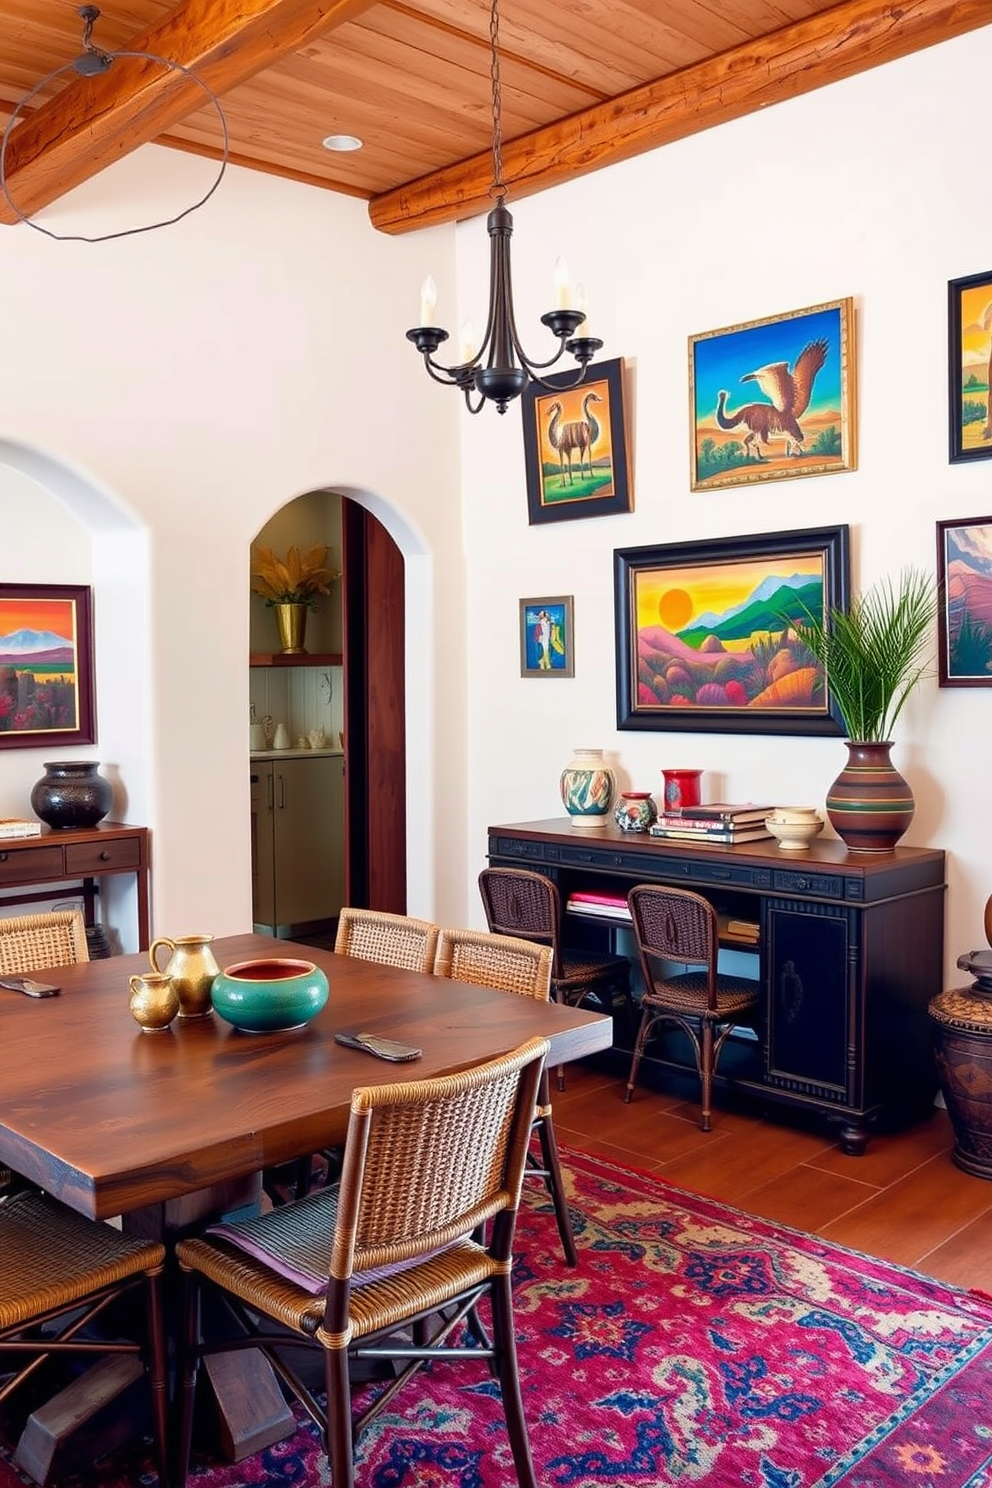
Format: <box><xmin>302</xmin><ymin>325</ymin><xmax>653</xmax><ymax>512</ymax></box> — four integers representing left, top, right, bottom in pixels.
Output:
<box><xmin>567</xmin><ymin>891</ymin><xmax>631</xmax><ymax>921</ymax></box>
<box><xmin>657</xmin><ymin>803</ymin><xmax>774</xmax><ymax>825</ymax></box>
<box><xmin>0</xmin><ymin>818</ymin><xmax>42</xmax><ymax>839</ymax></box>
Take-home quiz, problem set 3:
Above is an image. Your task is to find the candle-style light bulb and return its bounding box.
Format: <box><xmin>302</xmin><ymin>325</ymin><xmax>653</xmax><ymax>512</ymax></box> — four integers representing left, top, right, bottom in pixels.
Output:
<box><xmin>554</xmin><ymin>256</ymin><xmax>573</xmax><ymax>311</ymax></box>
<box><xmin>459</xmin><ymin>318</ymin><xmax>477</xmax><ymax>363</ymax></box>
<box><xmin>419</xmin><ymin>275</ymin><xmax>437</xmax><ymax>328</ymax></box>
<box><xmin>575</xmin><ymin>282</ymin><xmax>592</xmax><ymax>340</ymax></box>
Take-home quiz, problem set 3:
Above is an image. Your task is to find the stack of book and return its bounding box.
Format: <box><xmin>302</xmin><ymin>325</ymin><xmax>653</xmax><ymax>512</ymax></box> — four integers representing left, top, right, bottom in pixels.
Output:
<box><xmin>0</xmin><ymin>818</ymin><xmax>42</xmax><ymax>839</ymax></box>
<box><xmin>649</xmin><ymin>803</ymin><xmax>774</xmax><ymax>845</ymax></box>
<box><xmin>566</xmin><ymin>890</ymin><xmax>631</xmax><ymax>921</ymax></box>
<box><xmin>718</xmin><ymin>913</ymin><xmax>761</xmax><ymax>944</ymax></box>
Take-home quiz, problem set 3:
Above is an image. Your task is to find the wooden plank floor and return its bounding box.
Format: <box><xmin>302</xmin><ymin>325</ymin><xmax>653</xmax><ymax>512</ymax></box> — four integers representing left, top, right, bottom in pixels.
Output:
<box><xmin>553</xmin><ymin>1060</ymin><xmax>992</xmax><ymax>1296</ymax></box>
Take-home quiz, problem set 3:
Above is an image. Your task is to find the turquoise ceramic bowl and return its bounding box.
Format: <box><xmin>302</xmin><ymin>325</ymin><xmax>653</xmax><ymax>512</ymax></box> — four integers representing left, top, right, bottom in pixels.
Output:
<box><xmin>211</xmin><ymin>957</ymin><xmax>329</xmax><ymax>1033</ymax></box>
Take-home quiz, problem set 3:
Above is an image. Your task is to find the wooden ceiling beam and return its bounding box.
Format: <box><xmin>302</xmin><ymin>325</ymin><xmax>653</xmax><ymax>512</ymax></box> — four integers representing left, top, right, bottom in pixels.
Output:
<box><xmin>0</xmin><ymin>0</ymin><xmax>378</xmax><ymax>225</ymax></box>
<box><xmin>370</xmin><ymin>0</ymin><xmax>992</xmax><ymax>234</ymax></box>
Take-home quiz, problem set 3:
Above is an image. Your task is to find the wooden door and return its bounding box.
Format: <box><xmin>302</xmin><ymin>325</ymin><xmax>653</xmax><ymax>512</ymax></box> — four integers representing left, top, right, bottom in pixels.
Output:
<box><xmin>342</xmin><ymin>500</ymin><xmax>407</xmax><ymax>912</ymax></box>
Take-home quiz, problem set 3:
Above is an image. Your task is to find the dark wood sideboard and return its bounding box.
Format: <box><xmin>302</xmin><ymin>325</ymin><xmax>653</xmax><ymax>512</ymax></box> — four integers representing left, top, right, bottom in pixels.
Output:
<box><xmin>0</xmin><ymin>822</ymin><xmax>150</xmax><ymax>950</ymax></box>
<box><xmin>488</xmin><ymin>818</ymin><xmax>946</xmax><ymax>1154</ymax></box>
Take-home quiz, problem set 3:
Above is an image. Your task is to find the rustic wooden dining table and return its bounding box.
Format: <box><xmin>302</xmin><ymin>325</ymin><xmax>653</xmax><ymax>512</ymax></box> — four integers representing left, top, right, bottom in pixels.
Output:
<box><xmin>0</xmin><ymin>931</ymin><xmax>613</xmax><ymax>1474</ymax></box>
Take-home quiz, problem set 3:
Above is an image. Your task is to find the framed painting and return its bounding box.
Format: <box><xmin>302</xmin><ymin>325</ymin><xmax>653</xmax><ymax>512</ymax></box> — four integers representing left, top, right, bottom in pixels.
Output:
<box><xmin>0</xmin><ymin>584</ymin><xmax>96</xmax><ymax>748</ymax></box>
<box><xmin>614</xmin><ymin>525</ymin><xmax>850</xmax><ymax>734</ymax></box>
<box><xmin>521</xmin><ymin>358</ymin><xmax>631</xmax><ymax>525</ymax></box>
<box><xmin>936</xmin><ymin>516</ymin><xmax>992</xmax><ymax>685</ymax></box>
<box><xmin>948</xmin><ymin>271</ymin><xmax>992</xmax><ymax>463</ymax></box>
<box><xmin>689</xmin><ymin>298</ymin><xmax>857</xmax><ymax>491</ymax></box>
<box><xmin>520</xmin><ymin>596</ymin><xmax>574</xmax><ymax>678</ymax></box>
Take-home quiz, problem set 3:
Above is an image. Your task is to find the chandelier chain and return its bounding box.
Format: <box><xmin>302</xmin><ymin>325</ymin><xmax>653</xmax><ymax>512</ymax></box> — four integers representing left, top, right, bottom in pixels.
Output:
<box><xmin>489</xmin><ymin>0</ymin><xmax>505</xmax><ymax>201</ymax></box>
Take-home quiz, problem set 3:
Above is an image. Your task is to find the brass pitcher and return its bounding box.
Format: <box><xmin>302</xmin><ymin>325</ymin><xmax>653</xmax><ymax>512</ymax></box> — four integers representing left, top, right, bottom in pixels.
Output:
<box><xmin>148</xmin><ymin>933</ymin><xmax>219</xmax><ymax>1018</ymax></box>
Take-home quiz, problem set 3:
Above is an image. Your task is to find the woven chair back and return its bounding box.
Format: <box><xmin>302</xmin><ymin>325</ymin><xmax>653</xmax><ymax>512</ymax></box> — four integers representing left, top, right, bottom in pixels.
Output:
<box><xmin>326</xmin><ymin>1038</ymin><xmax>547</xmax><ymax>1308</ymax></box>
<box><xmin>0</xmin><ymin>910</ymin><xmax>90</xmax><ymax>975</ymax></box>
<box><xmin>434</xmin><ymin>928</ymin><xmax>552</xmax><ymax>1003</ymax></box>
<box><xmin>628</xmin><ymin>885</ymin><xmax>719</xmax><ymax>1008</ymax></box>
<box><xmin>477</xmin><ymin>869</ymin><xmax>564</xmax><ymax>976</ymax></box>
<box><xmin>334</xmin><ymin>907</ymin><xmax>439</xmax><ymax>973</ymax></box>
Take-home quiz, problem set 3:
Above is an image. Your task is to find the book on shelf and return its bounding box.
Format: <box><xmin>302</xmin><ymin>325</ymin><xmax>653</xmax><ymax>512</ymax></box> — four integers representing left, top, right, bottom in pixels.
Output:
<box><xmin>649</xmin><ymin>824</ymin><xmax>773</xmax><ymax>844</ymax></box>
<box><xmin>567</xmin><ymin>891</ymin><xmax>631</xmax><ymax>921</ymax></box>
<box><xmin>0</xmin><ymin>818</ymin><xmax>42</xmax><ymax>839</ymax></box>
<box><xmin>719</xmin><ymin>914</ymin><xmax>761</xmax><ymax>942</ymax></box>
<box><xmin>657</xmin><ymin>803</ymin><xmax>775</xmax><ymax>825</ymax></box>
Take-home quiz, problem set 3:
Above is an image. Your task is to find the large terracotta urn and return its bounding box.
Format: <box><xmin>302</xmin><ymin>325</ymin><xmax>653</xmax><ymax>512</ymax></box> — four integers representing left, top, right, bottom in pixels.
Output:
<box><xmin>825</xmin><ymin>741</ymin><xmax>914</xmax><ymax>852</ymax></box>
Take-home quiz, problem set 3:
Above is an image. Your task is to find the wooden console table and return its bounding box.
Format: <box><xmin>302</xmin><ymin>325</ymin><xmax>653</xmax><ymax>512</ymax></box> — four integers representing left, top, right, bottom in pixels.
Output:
<box><xmin>0</xmin><ymin>821</ymin><xmax>150</xmax><ymax>950</ymax></box>
<box><xmin>488</xmin><ymin>818</ymin><xmax>947</xmax><ymax>1153</ymax></box>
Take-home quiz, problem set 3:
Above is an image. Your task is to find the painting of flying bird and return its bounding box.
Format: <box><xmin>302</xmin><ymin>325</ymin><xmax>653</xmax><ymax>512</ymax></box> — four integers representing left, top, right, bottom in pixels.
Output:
<box><xmin>690</xmin><ymin>298</ymin><xmax>857</xmax><ymax>491</ymax></box>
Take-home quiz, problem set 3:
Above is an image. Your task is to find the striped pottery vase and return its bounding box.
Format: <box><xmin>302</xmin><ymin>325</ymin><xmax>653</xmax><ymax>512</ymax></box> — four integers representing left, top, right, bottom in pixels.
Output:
<box><xmin>825</xmin><ymin>741</ymin><xmax>914</xmax><ymax>852</ymax></box>
<box><xmin>560</xmin><ymin>748</ymin><xmax>616</xmax><ymax>830</ymax></box>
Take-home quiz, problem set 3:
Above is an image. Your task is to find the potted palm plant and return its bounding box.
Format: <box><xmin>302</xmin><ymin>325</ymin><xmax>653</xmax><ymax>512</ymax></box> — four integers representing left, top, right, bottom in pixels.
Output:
<box><xmin>250</xmin><ymin>544</ymin><xmax>340</xmax><ymax>655</ymax></box>
<box><xmin>796</xmin><ymin>568</ymin><xmax>937</xmax><ymax>851</ymax></box>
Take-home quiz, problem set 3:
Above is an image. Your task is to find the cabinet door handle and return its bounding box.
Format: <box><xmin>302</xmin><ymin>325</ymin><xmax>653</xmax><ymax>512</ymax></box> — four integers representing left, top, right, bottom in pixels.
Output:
<box><xmin>277</xmin><ymin>775</ymin><xmax>286</xmax><ymax>809</ymax></box>
<box><xmin>266</xmin><ymin>773</ymin><xmax>274</xmax><ymax>810</ymax></box>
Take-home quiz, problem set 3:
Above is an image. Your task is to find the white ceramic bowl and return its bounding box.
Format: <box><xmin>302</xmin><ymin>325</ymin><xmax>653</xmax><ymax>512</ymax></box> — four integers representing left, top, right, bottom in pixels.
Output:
<box><xmin>769</xmin><ymin>806</ymin><xmax>821</xmax><ymax>825</ymax></box>
<box><xmin>765</xmin><ymin>814</ymin><xmax>824</xmax><ymax>851</ymax></box>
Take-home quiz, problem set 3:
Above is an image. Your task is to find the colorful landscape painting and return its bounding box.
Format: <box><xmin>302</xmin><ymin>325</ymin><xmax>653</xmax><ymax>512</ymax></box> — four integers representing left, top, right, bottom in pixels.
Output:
<box><xmin>689</xmin><ymin>299</ymin><xmax>856</xmax><ymax>490</ymax></box>
<box><xmin>614</xmin><ymin>528</ymin><xmax>849</xmax><ymax>735</ymax></box>
<box><xmin>522</xmin><ymin>359</ymin><xmax>631</xmax><ymax>524</ymax></box>
<box><xmin>0</xmin><ymin>587</ymin><xmax>92</xmax><ymax>744</ymax></box>
<box><xmin>948</xmin><ymin>272</ymin><xmax>992</xmax><ymax>463</ymax></box>
<box><xmin>937</xmin><ymin>517</ymin><xmax>992</xmax><ymax>684</ymax></box>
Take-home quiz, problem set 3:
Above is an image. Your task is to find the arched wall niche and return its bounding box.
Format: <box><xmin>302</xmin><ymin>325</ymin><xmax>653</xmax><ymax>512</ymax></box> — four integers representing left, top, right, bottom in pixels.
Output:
<box><xmin>0</xmin><ymin>438</ymin><xmax>152</xmax><ymax>948</ymax></box>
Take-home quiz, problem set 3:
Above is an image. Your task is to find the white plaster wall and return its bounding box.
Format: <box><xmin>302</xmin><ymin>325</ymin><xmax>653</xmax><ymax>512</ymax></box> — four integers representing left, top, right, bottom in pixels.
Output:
<box><xmin>461</xmin><ymin>25</ymin><xmax>992</xmax><ymax>984</ymax></box>
<box><xmin>0</xmin><ymin>147</ymin><xmax>464</xmax><ymax>942</ymax></box>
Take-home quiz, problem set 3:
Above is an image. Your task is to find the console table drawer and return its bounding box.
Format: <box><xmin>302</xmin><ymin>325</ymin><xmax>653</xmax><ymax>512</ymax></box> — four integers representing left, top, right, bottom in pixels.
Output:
<box><xmin>65</xmin><ymin>837</ymin><xmax>141</xmax><ymax>874</ymax></box>
<box><xmin>0</xmin><ymin>846</ymin><xmax>65</xmax><ymax>883</ymax></box>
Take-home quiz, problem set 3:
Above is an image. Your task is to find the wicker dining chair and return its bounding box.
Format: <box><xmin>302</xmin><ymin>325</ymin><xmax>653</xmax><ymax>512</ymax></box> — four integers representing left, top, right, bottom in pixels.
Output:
<box><xmin>478</xmin><ymin>867</ymin><xmax>632</xmax><ymax>1090</ymax></box>
<box><xmin>0</xmin><ymin>1189</ymin><xmax>169</xmax><ymax>1487</ymax></box>
<box><xmin>175</xmin><ymin>1037</ymin><xmax>549</xmax><ymax>1488</ymax></box>
<box><xmin>434</xmin><ymin>926</ymin><xmax>577</xmax><ymax>1266</ymax></box>
<box><xmin>334</xmin><ymin>907</ymin><xmax>440</xmax><ymax>972</ymax></box>
<box><xmin>0</xmin><ymin>910</ymin><xmax>89</xmax><ymax>975</ymax></box>
<box><xmin>263</xmin><ymin>908</ymin><xmax>443</xmax><ymax>1207</ymax></box>
<box><xmin>0</xmin><ymin>912</ymin><xmax>89</xmax><ymax>1194</ymax></box>
<box><xmin>625</xmin><ymin>884</ymin><xmax>760</xmax><ymax>1131</ymax></box>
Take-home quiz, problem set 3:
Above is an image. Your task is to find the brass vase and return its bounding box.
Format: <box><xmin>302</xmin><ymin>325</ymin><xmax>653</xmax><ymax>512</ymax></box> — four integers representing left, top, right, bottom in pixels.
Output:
<box><xmin>274</xmin><ymin>602</ymin><xmax>308</xmax><ymax>655</ymax></box>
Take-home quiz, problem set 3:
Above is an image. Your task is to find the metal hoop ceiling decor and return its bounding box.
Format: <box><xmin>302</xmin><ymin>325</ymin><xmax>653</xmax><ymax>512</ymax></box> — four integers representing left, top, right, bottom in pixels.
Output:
<box><xmin>0</xmin><ymin>5</ymin><xmax>229</xmax><ymax>244</ymax></box>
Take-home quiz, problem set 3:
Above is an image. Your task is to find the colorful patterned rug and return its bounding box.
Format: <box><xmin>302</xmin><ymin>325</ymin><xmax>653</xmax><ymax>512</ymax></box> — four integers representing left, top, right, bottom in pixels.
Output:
<box><xmin>3</xmin><ymin>1148</ymin><xmax>992</xmax><ymax>1487</ymax></box>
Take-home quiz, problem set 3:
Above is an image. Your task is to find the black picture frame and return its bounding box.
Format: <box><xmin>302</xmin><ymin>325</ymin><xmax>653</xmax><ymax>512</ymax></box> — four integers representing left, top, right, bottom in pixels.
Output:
<box><xmin>521</xmin><ymin>357</ymin><xmax>632</xmax><ymax>525</ymax></box>
<box><xmin>614</xmin><ymin>525</ymin><xmax>850</xmax><ymax>735</ymax></box>
<box><xmin>0</xmin><ymin>583</ymin><xmax>96</xmax><ymax>749</ymax></box>
<box><xmin>936</xmin><ymin>515</ymin><xmax>992</xmax><ymax>685</ymax></box>
<box><xmin>948</xmin><ymin>270</ymin><xmax>992</xmax><ymax>464</ymax></box>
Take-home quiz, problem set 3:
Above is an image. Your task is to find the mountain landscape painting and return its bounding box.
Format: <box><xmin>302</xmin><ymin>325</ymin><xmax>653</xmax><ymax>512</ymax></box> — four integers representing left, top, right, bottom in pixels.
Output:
<box><xmin>615</xmin><ymin>528</ymin><xmax>849</xmax><ymax>735</ymax></box>
<box><xmin>0</xmin><ymin>586</ymin><xmax>94</xmax><ymax>745</ymax></box>
<box><xmin>937</xmin><ymin>517</ymin><xmax>992</xmax><ymax>684</ymax></box>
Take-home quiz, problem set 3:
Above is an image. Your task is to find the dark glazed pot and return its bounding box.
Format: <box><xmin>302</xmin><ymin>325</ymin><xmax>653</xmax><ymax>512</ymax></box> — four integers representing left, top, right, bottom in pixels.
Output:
<box><xmin>825</xmin><ymin>741</ymin><xmax>914</xmax><ymax>852</ymax></box>
<box><xmin>30</xmin><ymin>761</ymin><xmax>113</xmax><ymax>830</ymax></box>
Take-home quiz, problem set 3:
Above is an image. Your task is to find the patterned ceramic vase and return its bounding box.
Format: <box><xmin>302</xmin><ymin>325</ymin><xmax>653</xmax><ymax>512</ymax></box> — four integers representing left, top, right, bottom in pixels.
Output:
<box><xmin>560</xmin><ymin>748</ymin><xmax>616</xmax><ymax>830</ymax></box>
<box><xmin>825</xmin><ymin>741</ymin><xmax>914</xmax><ymax>852</ymax></box>
<box><xmin>614</xmin><ymin>792</ymin><xmax>657</xmax><ymax>833</ymax></box>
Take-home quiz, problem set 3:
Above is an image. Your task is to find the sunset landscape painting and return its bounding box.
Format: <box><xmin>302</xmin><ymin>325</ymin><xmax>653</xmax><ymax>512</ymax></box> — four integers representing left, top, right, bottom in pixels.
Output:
<box><xmin>614</xmin><ymin>528</ymin><xmax>849</xmax><ymax>734</ymax></box>
<box><xmin>937</xmin><ymin>516</ymin><xmax>992</xmax><ymax>685</ymax></box>
<box><xmin>0</xmin><ymin>584</ymin><xmax>94</xmax><ymax>746</ymax></box>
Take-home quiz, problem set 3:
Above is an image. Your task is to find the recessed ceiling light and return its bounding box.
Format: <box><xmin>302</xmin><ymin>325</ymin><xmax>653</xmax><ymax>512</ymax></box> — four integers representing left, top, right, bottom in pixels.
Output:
<box><xmin>322</xmin><ymin>134</ymin><xmax>363</xmax><ymax>152</ymax></box>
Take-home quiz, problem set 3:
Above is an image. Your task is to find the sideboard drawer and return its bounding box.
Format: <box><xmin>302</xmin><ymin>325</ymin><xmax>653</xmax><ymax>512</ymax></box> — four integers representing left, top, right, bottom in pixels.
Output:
<box><xmin>65</xmin><ymin>837</ymin><xmax>142</xmax><ymax>874</ymax></box>
<box><xmin>0</xmin><ymin>846</ymin><xmax>65</xmax><ymax>883</ymax></box>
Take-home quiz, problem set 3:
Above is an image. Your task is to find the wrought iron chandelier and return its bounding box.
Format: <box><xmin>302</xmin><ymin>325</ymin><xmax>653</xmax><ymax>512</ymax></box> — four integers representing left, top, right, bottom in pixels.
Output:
<box><xmin>0</xmin><ymin>6</ymin><xmax>229</xmax><ymax>244</ymax></box>
<box><xmin>406</xmin><ymin>0</ymin><xmax>603</xmax><ymax>414</ymax></box>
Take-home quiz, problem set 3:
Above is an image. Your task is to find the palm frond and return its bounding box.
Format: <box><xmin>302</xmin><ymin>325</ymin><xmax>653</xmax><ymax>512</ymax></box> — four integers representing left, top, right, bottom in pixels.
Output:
<box><xmin>796</xmin><ymin>569</ymin><xmax>936</xmax><ymax>741</ymax></box>
<box><xmin>250</xmin><ymin>544</ymin><xmax>341</xmax><ymax>607</ymax></box>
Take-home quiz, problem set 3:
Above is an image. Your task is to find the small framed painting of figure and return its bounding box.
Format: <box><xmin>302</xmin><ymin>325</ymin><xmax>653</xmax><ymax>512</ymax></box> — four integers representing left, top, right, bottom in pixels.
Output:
<box><xmin>520</xmin><ymin>596</ymin><xmax>575</xmax><ymax>678</ymax></box>
<box><xmin>689</xmin><ymin>298</ymin><xmax>857</xmax><ymax>491</ymax></box>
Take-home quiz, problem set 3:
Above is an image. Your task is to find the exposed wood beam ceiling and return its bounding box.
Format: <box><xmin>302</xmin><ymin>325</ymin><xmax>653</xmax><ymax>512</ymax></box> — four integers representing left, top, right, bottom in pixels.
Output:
<box><xmin>0</xmin><ymin>0</ymin><xmax>988</xmax><ymax>234</ymax></box>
